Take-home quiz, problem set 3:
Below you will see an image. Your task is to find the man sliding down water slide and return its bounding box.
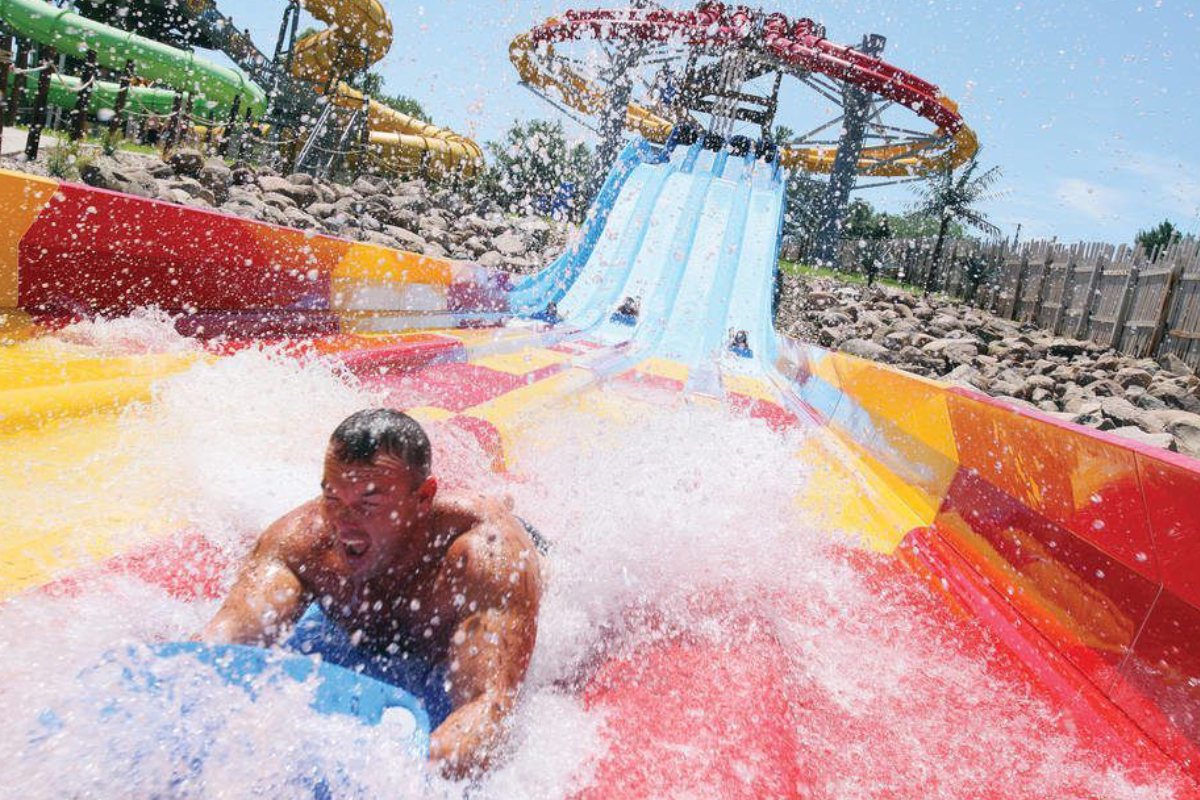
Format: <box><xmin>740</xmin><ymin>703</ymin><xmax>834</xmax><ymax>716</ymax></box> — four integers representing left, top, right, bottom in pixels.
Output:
<box><xmin>200</xmin><ymin>409</ymin><xmax>546</xmax><ymax>779</ymax></box>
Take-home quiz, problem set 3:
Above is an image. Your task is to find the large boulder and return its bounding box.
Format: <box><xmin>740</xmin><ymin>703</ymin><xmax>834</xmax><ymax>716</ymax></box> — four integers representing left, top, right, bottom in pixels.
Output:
<box><xmin>421</xmin><ymin>240</ymin><xmax>448</xmax><ymax>259</ymax></box>
<box><xmin>351</xmin><ymin>176</ymin><xmax>383</xmax><ymax>196</ymax></box>
<box><xmin>922</xmin><ymin>337</ymin><xmax>981</xmax><ymax>364</ymax></box>
<box><xmin>387</xmin><ymin>227</ymin><xmax>429</xmax><ymax>253</ymax></box>
<box><xmin>1114</xmin><ymin>367</ymin><xmax>1153</xmax><ymax>390</ymax></box>
<box><xmin>145</xmin><ymin>159</ymin><xmax>175</xmax><ymax>179</ymax></box>
<box><xmin>197</xmin><ymin>159</ymin><xmax>232</xmax><ymax>203</ymax></box>
<box><xmin>222</xmin><ymin>197</ymin><xmax>268</xmax><ymax>221</ymax></box>
<box><xmin>944</xmin><ymin>364</ymin><xmax>986</xmax><ymax>390</ymax></box>
<box><xmin>165</xmin><ymin>147</ymin><xmax>204</xmax><ymax>178</ymax></box>
<box><xmin>283</xmin><ymin>207</ymin><xmax>318</xmax><ymax>229</ymax></box>
<box><xmin>261</xmin><ymin>192</ymin><xmax>297</xmax><ymax>210</ymax></box>
<box><xmin>165</xmin><ymin>177</ymin><xmax>216</xmax><ymax>205</ymax></box>
<box><xmin>229</xmin><ymin>163</ymin><xmax>256</xmax><ymax>185</ymax></box>
<box><xmin>1142</xmin><ymin>410</ymin><xmax>1200</xmax><ymax>457</ymax></box>
<box><xmin>1099</xmin><ymin>396</ymin><xmax>1148</xmax><ymax>429</ymax></box>
<box><xmin>477</xmin><ymin>251</ymin><xmax>504</xmax><ymax>268</ymax></box>
<box><xmin>305</xmin><ymin>202</ymin><xmax>338</xmax><ymax>220</ymax></box>
<box><xmin>392</xmin><ymin>179</ymin><xmax>423</xmax><ymax>196</ymax></box>
<box><xmin>1108</xmin><ymin>426</ymin><xmax>1177</xmax><ymax>451</ymax></box>
<box><xmin>1020</xmin><ymin>374</ymin><xmax>1057</xmax><ymax>399</ymax></box>
<box><xmin>817</xmin><ymin>309</ymin><xmax>853</xmax><ymax>328</ymax></box>
<box><xmin>462</xmin><ymin>236</ymin><xmax>489</xmax><ymax>259</ymax></box>
<box><xmin>1071</xmin><ymin>401</ymin><xmax>1106</xmax><ymax>428</ymax></box>
<box><xmin>841</xmin><ymin>338</ymin><xmax>891</xmax><ymax>362</ymax></box>
<box><xmin>491</xmin><ymin>231</ymin><xmax>527</xmax><ymax>257</ymax></box>
<box><xmin>802</xmin><ymin>291</ymin><xmax>838</xmax><ymax>310</ymax></box>
<box><xmin>79</xmin><ymin>157</ymin><xmax>156</xmax><ymax>198</ymax></box>
<box><xmin>1147</xmin><ymin>380</ymin><xmax>1200</xmax><ymax>414</ymax></box>
<box><xmin>516</xmin><ymin>217</ymin><xmax>552</xmax><ymax>249</ymax></box>
<box><xmin>1157</xmin><ymin>352</ymin><xmax>1194</xmax><ymax>376</ymax></box>
<box><xmin>1047</xmin><ymin>337</ymin><xmax>1088</xmax><ymax>357</ymax></box>
<box><xmin>258</xmin><ymin>175</ymin><xmax>319</xmax><ymax>207</ymax></box>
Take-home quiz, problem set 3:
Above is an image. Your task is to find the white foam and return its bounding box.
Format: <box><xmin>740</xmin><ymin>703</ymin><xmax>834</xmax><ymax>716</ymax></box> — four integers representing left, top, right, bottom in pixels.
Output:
<box><xmin>49</xmin><ymin>307</ymin><xmax>200</xmax><ymax>356</ymax></box>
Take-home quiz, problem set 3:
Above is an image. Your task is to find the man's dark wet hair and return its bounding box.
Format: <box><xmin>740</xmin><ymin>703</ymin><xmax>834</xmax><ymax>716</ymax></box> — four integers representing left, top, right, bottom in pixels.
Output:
<box><xmin>329</xmin><ymin>408</ymin><xmax>432</xmax><ymax>481</ymax></box>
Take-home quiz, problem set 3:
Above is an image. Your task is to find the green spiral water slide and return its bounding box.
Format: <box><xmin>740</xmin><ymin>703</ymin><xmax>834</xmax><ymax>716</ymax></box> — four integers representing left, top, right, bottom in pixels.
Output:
<box><xmin>0</xmin><ymin>0</ymin><xmax>265</xmax><ymax>120</ymax></box>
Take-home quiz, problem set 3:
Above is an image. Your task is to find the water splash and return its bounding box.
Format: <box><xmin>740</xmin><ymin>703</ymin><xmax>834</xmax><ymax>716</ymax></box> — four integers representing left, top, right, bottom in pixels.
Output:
<box><xmin>50</xmin><ymin>307</ymin><xmax>201</xmax><ymax>356</ymax></box>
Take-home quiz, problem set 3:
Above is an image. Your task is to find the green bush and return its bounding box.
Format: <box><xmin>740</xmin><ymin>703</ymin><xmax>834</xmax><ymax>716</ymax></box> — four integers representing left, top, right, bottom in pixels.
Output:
<box><xmin>45</xmin><ymin>140</ymin><xmax>93</xmax><ymax>179</ymax></box>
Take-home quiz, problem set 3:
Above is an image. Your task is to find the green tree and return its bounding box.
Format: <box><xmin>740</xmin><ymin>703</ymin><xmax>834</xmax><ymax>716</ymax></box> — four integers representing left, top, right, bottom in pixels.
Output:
<box><xmin>911</xmin><ymin>156</ymin><xmax>1003</xmax><ymax>295</ymax></box>
<box><xmin>374</xmin><ymin>93</ymin><xmax>431</xmax><ymax>122</ymax></box>
<box><xmin>883</xmin><ymin>211</ymin><xmax>963</xmax><ymax>239</ymax></box>
<box><xmin>481</xmin><ymin>119</ymin><xmax>595</xmax><ymax>220</ymax></box>
<box><xmin>841</xmin><ymin>200</ymin><xmax>893</xmax><ymax>284</ymax></box>
<box><xmin>358</xmin><ymin>72</ymin><xmax>431</xmax><ymax>122</ymax></box>
<box><xmin>959</xmin><ymin>251</ymin><xmax>996</xmax><ymax>303</ymax></box>
<box><xmin>1135</xmin><ymin>219</ymin><xmax>1179</xmax><ymax>260</ymax></box>
<box><xmin>774</xmin><ymin>125</ymin><xmax>817</xmax><ymax>244</ymax></box>
<box><xmin>779</xmin><ymin>171</ymin><xmax>826</xmax><ymax>245</ymax></box>
<box><xmin>844</xmin><ymin>199</ymin><xmax>886</xmax><ymax>240</ymax></box>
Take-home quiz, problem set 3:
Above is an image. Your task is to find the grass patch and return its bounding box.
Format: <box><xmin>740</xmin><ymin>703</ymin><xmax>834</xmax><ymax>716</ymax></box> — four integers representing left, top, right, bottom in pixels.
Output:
<box><xmin>780</xmin><ymin>260</ymin><xmax>925</xmax><ymax>292</ymax></box>
<box><xmin>9</xmin><ymin>124</ymin><xmax>157</xmax><ymax>155</ymax></box>
<box><xmin>79</xmin><ymin>134</ymin><xmax>157</xmax><ymax>155</ymax></box>
<box><xmin>779</xmin><ymin>259</ymin><xmax>959</xmax><ymax>302</ymax></box>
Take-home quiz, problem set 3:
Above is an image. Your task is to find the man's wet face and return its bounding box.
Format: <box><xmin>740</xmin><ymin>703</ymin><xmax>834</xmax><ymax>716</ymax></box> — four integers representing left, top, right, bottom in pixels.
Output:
<box><xmin>320</xmin><ymin>449</ymin><xmax>424</xmax><ymax>580</ymax></box>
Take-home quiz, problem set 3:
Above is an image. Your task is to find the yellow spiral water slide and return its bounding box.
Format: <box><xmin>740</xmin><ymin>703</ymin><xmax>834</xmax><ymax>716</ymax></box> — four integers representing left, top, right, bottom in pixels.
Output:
<box><xmin>289</xmin><ymin>0</ymin><xmax>482</xmax><ymax>174</ymax></box>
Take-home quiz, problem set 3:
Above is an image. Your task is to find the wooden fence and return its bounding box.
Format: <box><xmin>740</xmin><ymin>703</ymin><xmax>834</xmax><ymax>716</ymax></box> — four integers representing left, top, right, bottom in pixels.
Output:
<box><xmin>824</xmin><ymin>233</ymin><xmax>1200</xmax><ymax>370</ymax></box>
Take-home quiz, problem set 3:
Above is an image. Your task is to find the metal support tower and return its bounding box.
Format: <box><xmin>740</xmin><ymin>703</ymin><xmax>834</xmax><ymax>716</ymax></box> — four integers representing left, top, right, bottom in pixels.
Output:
<box><xmin>588</xmin><ymin>37</ymin><xmax>642</xmax><ymax>203</ymax></box>
<box><xmin>812</xmin><ymin>33</ymin><xmax>885</xmax><ymax>266</ymax></box>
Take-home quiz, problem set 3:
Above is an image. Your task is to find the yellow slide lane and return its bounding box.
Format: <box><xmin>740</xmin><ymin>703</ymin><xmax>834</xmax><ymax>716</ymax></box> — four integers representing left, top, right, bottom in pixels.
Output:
<box><xmin>0</xmin><ymin>341</ymin><xmax>201</xmax><ymax>598</ymax></box>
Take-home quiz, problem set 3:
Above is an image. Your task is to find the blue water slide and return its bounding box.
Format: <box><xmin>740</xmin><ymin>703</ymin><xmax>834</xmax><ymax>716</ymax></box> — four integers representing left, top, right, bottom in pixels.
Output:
<box><xmin>508</xmin><ymin>139</ymin><xmax>658</xmax><ymax>316</ymax></box>
<box><xmin>592</xmin><ymin>146</ymin><xmax>720</xmax><ymax>344</ymax></box>
<box><xmin>556</xmin><ymin>144</ymin><xmax>690</xmax><ymax>329</ymax></box>
<box><xmin>718</xmin><ymin>160</ymin><xmax>786</xmax><ymax>374</ymax></box>
<box><xmin>628</xmin><ymin>148</ymin><xmax>745</xmax><ymax>352</ymax></box>
<box><xmin>657</xmin><ymin>151</ymin><xmax>755</xmax><ymax>365</ymax></box>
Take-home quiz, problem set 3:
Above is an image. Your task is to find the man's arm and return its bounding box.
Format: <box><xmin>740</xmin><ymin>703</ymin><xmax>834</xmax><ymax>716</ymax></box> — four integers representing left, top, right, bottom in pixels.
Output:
<box><xmin>199</xmin><ymin>508</ymin><xmax>313</xmax><ymax>646</ymax></box>
<box><xmin>429</xmin><ymin>526</ymin><xmax>541</xmax><ymax>779</ymax></box>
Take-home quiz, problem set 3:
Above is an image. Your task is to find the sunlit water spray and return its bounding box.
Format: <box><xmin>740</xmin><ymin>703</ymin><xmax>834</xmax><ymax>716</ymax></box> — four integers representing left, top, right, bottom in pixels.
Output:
<box><xmin>0</xmin><ymin>315</ymin><xmax>1184</xmax><ymax>799</ymax></box>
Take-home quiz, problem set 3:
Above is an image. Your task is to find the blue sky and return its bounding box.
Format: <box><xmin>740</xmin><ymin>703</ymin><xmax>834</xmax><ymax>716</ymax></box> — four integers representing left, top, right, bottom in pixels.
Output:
<box><xmin>220</xmin><ymin>0</ymin><xmax>1199</xmax><ymax>245</ymax></box>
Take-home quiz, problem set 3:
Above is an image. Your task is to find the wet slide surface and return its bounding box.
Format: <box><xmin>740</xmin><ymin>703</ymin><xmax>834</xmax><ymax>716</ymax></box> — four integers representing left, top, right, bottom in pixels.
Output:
<box><xmin>2</xmin><ymin>141</ymin><xmax>1200</xmax><ymax>798</ymax></box>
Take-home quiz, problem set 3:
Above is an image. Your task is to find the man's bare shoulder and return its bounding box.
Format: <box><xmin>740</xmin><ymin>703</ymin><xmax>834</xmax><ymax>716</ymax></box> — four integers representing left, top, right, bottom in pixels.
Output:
<box><xmin>434</xmin><ymin>493</ymin><xmax>541</xmax><ymax>607</ymax></box>
<box><xmin>433</xmin><ymin>491</ymin><xmax>516</xmax><ymax>528</ymax></box>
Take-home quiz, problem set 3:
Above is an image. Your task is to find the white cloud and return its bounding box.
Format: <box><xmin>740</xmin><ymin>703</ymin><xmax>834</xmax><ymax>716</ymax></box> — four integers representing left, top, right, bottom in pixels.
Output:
<box><xmin>1118</xmin><ymin>152</ymin><xmax>1200</xmax><ymax>223</ymax></box>
<box><xmin>1053</xmin><ymin>178</ymin><xmax>1126</xmax><ymax>221</ymax></box>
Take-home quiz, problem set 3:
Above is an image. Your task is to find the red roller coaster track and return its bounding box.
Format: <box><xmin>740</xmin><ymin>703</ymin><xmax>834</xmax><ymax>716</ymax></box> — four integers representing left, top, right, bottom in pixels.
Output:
<box><xmin>511</xmin><ymin>3</ymin><xmax>978</xmax><ymax>175</ymax></box>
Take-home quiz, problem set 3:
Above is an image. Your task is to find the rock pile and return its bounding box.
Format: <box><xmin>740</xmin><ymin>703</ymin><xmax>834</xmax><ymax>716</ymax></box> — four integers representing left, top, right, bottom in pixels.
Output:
<box><xmin>775</xmin><ymin>274</ymin><xmax>1200</xmax><ymax>457</ymax></box>
<box><xmin>2</xmin><ymin>148</ymin><xmax>571</xmax><ymax>272</ymax></box>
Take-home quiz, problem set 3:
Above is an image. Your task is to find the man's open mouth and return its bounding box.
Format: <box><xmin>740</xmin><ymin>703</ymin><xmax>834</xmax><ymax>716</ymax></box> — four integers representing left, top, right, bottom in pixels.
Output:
<box><xmin>342</xmin><ymin>538</ymin><xmax>370</xmax><ymax>558</ymax></box>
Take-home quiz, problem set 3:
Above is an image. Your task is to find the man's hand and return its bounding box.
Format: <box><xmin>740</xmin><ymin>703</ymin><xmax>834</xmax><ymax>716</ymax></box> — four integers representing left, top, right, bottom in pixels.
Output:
<box><xmin>429</xmin><ymin>607</ymin><xmax>535</xmax><ymax>779</ymax></box>
<box><xmin>199</xmin><ymin>512</ymin><xmax>311</xmax><ymax>646</ymax></box>
<box><xmin>428</xmin><ymin>524</ymin><xmax>541</xmax><ymax>779</ymax></box>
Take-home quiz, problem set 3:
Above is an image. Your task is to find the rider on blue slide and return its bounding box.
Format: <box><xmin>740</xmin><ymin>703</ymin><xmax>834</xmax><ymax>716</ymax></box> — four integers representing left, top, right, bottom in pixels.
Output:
<box><xmin>200</xmin><ymin>408</ymin><xmax>546</xmax><ymax>779</ymax></box>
